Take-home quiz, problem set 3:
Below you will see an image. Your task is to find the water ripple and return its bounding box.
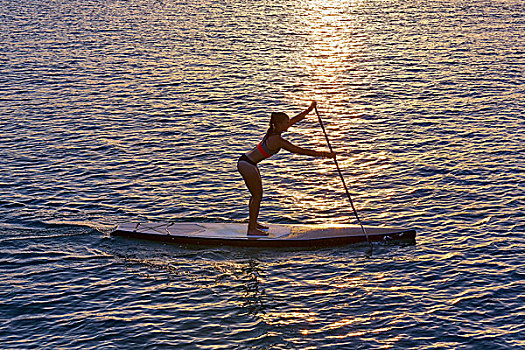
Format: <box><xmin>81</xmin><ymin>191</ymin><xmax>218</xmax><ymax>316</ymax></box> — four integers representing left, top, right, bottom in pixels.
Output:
<box><xmin>1</xmin><ymin>0</ymin><xmax>524</xmax><ymax>348</ymax></box>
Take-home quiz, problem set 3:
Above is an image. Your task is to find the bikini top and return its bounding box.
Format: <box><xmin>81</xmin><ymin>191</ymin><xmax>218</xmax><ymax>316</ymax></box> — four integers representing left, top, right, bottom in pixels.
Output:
<box><xmin>246</xmin><ymin>134</ymin><xmax>280</xmax><ymax>162</ymax></box>
<box><xmin>257</xmin><ymin>135</ymin><xmax>280</xmax><ymax>158</ymax></box>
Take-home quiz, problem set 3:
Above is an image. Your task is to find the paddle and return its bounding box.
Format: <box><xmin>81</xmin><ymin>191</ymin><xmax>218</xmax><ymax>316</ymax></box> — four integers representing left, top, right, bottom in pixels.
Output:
<box><xmin>314</xmin><ymin>105</ymin><xmax>372</xmax><ymax>253</ymax></box>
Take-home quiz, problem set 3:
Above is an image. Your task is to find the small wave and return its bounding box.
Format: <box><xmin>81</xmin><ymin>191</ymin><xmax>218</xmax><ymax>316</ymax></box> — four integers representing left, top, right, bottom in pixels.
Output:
<box><xmin>0</xmin><ymin>232</ymin><xmax>89</xmax><ymax>243</ymax></box>
<box><xmin>0</xmin><ymin>219</ymin><xmax>103</xmax><ymax>241</ymax></box>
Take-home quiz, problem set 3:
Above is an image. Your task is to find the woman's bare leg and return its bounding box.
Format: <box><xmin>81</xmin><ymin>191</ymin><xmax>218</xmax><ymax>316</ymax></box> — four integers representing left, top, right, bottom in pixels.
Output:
<box><xmin>238</xmin><ymin>161</ymin><xmax>267</xmax><ymax>235</ymax></box>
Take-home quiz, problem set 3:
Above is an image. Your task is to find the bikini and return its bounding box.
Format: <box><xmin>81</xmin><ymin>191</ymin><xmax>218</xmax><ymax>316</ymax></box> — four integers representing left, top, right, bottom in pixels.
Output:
<box><xmin>238</xmin><ymin>154</ymin><xmax>258</xmax><ymax>166</ymax></box>
<box><xmin>238</xmin><ymin>135</ymin><xmax>280</xmax><ymax>167</ymax></box>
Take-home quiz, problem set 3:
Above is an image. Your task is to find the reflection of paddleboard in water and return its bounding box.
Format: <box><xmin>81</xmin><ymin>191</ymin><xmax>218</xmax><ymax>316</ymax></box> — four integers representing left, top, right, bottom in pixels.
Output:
<box><xmin>112</xmin><ymin>222</ymin><xmax>416</xmax><ymax>248</ymax></box>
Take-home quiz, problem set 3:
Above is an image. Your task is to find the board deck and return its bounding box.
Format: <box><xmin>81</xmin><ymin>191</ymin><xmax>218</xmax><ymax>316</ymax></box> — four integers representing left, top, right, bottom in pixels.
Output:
<box><xmin>112</xmin><ymin>222</ymin><xmax>416</xmax><ymax>248</ymax></box>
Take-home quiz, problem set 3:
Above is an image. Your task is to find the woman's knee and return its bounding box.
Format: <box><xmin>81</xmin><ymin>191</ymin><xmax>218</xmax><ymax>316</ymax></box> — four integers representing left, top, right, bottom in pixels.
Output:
<box><xmin>251</xmin><ymin>191</ymin><xmax>263</xmax><ymax>202</ymax></box>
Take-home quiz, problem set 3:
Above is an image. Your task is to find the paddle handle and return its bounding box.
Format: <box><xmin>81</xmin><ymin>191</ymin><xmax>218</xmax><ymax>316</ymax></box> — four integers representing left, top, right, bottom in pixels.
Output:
<box><xmin>314</xmin><ymin>106</ymin><xmax>370</xmax><ymax>244</ymax></box>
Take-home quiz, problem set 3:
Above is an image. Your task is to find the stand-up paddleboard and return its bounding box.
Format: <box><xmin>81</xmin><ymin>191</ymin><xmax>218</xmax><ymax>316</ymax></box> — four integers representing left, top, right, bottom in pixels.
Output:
<box><xmin>112</xmin><ymin>222</ymin><xmax>416</xmax><ymax>248</ymax></box>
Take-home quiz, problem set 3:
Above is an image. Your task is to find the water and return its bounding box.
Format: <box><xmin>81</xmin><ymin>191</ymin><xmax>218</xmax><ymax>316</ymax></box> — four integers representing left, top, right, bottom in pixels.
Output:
<box><xmin>1</xmin><ymin>0</ymin><xmax>524</xmax><ymax>348</ymax></box>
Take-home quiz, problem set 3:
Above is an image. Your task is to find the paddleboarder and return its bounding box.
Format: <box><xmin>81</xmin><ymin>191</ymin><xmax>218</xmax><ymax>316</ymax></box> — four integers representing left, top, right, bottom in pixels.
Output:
<box><xmin>238</xmin><ymin>101</ymin><xmax>336</xmax><ymax>236</ymax></box>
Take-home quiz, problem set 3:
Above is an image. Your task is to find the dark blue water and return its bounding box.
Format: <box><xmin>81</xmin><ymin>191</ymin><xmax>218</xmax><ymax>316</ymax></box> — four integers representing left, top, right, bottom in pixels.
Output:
<box><xmin>1</xmin><ymin>0</ymin><xmax>524</xmax><ymax>348</ymax></box>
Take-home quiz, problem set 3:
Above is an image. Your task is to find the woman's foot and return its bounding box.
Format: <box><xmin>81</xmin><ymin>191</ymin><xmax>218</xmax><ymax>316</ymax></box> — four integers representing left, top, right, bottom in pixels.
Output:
<box><xmin>257</xmin><ymin>222</ymin><xmax>269</xmax><ymax>230</ymax></box>
<box><xmin>247</xmin><ymin>227</ymin><xmax>269</xmax><ymax>236</ymax></box>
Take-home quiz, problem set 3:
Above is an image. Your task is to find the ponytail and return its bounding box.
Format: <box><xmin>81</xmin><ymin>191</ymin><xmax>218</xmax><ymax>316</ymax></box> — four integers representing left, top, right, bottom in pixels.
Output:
<box><xmin>265</xmin><ymin>112</ymin><xmax>277</xmax><ymax>139</ymax></box>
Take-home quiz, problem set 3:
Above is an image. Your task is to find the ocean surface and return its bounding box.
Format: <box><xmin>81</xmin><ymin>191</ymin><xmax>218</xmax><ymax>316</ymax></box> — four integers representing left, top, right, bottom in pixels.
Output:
<box><xmin>1</xmin><ymin>0</ymin><xmax>524</xmax><ymax>348</ymax></box>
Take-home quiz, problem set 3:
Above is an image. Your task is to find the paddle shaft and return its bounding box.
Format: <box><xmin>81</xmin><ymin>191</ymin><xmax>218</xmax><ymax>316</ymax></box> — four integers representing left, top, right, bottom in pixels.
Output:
<box><xmin>314</xmin><ymin>106</ymin><xmax>370</xmax><ymax>245</ymax></box>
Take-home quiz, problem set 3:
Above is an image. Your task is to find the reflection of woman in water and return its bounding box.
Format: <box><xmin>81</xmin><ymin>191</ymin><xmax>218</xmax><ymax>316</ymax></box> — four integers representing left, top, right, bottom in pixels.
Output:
<box><xmin>241</xmin><ymin>259</ymin><xmax>265</xmax><ymax>315</ymax></box>
<box><xmin>237</xmin><ymin>101</ymin><xmax>336</xmax><ymax>236</ymax></box>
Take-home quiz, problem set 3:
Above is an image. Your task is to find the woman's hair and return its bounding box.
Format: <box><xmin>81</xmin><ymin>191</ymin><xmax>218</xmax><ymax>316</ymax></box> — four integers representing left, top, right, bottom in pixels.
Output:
<box><xmin>265</xmin><ymin>112</ymin><xmax>289</xmax><ymax>139</ymax></box>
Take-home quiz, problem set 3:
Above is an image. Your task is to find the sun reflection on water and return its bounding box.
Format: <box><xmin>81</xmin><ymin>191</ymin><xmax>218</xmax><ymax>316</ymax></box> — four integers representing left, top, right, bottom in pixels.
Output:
<box><xmin>287</xmin><ymin>0</ymin><xmax>369</xmax><ymax>110</ymax></box>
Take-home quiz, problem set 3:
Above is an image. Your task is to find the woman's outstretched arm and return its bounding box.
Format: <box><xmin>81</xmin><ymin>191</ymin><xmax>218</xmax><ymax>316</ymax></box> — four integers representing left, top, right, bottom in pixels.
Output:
<box><xmin>279</xmin><ymin>137</ymin><xmax>335</xmax><ymax>158</ymax></box>
<box><xmin>289</xmin><ymin>101</ymin><xmax>317</xmax><ymax>127</ymax></box>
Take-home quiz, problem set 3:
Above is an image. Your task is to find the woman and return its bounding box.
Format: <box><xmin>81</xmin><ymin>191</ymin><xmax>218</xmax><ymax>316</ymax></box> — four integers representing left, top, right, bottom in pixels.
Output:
<box><xmin>237</xmin><ymin>101</ymin><xmax>336</xmax><ymax>236</ymax></box>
